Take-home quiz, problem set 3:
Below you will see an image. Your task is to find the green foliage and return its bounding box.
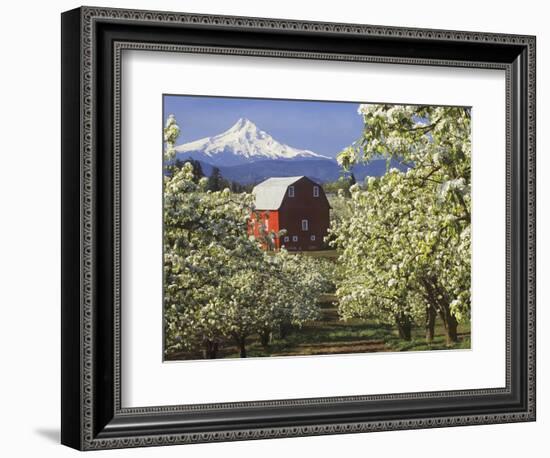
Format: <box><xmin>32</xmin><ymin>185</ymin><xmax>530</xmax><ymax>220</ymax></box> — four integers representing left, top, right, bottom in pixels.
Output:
<box><xmin>207</xmin><ymin>167</ymin><xmax>225</xmax><ymax>191</ymax></box>
<box><xmin>323</xmin><ymin>174</ymin><xmax>357</xmax><ymax>198</ymax></box>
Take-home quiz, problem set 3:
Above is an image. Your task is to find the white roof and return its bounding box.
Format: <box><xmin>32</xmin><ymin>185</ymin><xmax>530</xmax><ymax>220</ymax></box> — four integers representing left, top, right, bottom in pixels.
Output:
<box><xmin>252</xmin><ymin>176</ymin><xmax>304</xmax><ymax>210</ymax></box>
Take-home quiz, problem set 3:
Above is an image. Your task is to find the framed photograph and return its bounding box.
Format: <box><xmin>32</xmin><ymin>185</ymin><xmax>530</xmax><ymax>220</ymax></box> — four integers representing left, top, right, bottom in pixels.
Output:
<box><xmin>61</xmin><ymin>6</ymin><xmax>536</xmax><ymax>450</ymax></box>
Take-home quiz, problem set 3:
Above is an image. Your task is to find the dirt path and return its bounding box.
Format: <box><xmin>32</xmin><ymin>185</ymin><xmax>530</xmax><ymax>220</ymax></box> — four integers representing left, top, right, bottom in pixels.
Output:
<box><xmin>272</xmin><ymin>339</ymin><xmax>389</xmax><ymax>356</ymax></box>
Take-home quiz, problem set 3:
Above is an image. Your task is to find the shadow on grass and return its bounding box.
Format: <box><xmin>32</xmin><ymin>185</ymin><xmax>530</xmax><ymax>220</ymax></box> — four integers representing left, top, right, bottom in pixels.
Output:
<box><xmin>166</xmin><ymin>306</ymin><xmax>471</xmax><ymax>360</ymax></box>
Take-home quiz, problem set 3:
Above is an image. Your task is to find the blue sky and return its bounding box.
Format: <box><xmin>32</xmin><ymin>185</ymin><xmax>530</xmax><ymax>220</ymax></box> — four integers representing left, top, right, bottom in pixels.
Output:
<box><xmin>163</xmin><ymin>95</ymin><xmax>365</xmax><ymax>158</ymax></box>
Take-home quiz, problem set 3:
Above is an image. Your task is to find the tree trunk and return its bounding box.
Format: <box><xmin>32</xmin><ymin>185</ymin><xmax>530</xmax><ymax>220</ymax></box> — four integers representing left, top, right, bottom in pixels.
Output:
<box><xmin>237</xmin><ymin>336</ymin><xmax>247</xmax><ymax>358</ymax></box>
<box><xmin>203</xmin><ymin>340</ymin><xmax>218</xmax><ymax>359</ymax></box>
<box><xmin>425</xmin><ymin>305</ymin><xmax>437</xmax><ymax>343</ymax></box>
<box><xmin>259</xmin><ymin>329</ymin><xmax>271</xmax><ymax>349</ymax></box>
<box><xmin>445</xmin><ymin>312</ymin><xmax>459</xmax><ymax>345</ymax></box>
<box><xmin>395</xmin><ymin>313</ymin><xmax>412</xmax><ymax>341</ymax></box>
<box><xmin>422</xmin><ymin>277</ymin><xmax>459</xmax><ymax>345</ymax></box>
<box><xmin>279</xmin><ymin>321</ymin><xmax>292</xmax><ymax>339</ymax></box>
<box><xmin>438</xmin><ymin>307</ymin><xmax>459</xmax><ymax>345</ymax></box>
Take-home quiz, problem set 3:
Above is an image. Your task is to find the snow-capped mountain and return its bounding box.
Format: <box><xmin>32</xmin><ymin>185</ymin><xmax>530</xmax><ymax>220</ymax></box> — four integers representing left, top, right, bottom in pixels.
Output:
<box><xmin>175</xmin><ymin>118</ymin><xmax>332</xmax><ymax>166</ymax></box>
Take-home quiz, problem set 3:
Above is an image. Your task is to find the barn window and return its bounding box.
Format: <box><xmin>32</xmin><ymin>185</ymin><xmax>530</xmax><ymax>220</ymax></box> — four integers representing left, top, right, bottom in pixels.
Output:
<box><xmin>301</xmin><ymin>219</ymin><xmax>309</xmax><ymax>231</ymax></box>
<box><xmin>313</xmin><ymin>186</ymin><xmax>319</xmax><ymax>197</ymax></box>
<box><xmin>288</xmin><ymin>186</ymin><xmax>295</xmax><ymax>197</ymax></box>
<box><xmin>310</xmin><ymin>235</ymin><xmax>316</xmax><ymax>241</ymax></box>
<box><xmin>292</xmin><ymin>236</ymin><xmax>298</xmax><ymax>242</ymax></box>
<box><xmin>283</xmin><ymin>236</ymin><xmax>289</xmax><ymax>242</ymax></box>
<box><xmin>264</xmin><ymin>219</ymin><xmax>269</xmax><ymax>231</ymax></box>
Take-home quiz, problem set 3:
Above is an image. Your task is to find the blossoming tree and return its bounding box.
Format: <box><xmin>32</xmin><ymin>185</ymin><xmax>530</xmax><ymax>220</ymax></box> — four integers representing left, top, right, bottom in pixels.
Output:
<box><xmin>332</xmin><ymin>104</ymin><xmax>471</xmax><ymax>344</ymax></box>
<box><xmin>163</xmin><ymin>115</ymin><xmax>328</xmax><ymax>358</ymax></box>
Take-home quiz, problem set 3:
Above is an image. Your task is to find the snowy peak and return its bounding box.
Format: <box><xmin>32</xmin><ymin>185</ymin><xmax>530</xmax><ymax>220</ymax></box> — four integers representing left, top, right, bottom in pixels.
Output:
<box><xmin>227</xmin><ymin>117</ymin><xmax>256</xmax><ymax>133</ymax></box>
<box><xmin>174</xmin><ymin>118</ymin><xmax>332</xmax><ymax>166</ymax></box>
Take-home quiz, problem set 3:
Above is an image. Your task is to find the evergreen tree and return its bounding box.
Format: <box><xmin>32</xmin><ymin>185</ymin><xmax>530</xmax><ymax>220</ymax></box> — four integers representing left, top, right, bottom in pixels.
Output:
<box><xmin>208</xmin><ymin>167</ymin><xmax>224</xmax><ymax>191</ymax></box>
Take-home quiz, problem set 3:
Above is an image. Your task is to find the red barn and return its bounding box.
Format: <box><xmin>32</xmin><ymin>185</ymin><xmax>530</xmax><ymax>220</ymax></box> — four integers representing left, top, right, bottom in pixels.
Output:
<box><xmin>249</xmin><ymin>176</ymin><xmax>331</xmax><ymax>251</ymax></box>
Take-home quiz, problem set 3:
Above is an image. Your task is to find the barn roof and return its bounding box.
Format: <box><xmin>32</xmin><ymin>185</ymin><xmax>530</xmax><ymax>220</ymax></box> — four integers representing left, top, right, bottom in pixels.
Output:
<box><xmin>252</xmin><ymin>176</ymin><xmax>304</xmax><ymax>210</ymax></box>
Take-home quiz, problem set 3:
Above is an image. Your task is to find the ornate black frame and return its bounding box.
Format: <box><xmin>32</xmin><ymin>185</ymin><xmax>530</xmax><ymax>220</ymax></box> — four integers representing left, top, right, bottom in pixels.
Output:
<box><xmin>61</xmin><ymin>6</ymin><xmax>536</xmax><ymax>451</ymax></box>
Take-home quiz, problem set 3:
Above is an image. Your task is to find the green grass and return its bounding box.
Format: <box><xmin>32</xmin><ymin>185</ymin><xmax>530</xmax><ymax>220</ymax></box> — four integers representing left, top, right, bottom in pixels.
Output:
<box><xmin>220</xmin><ymin>308</ymin><xmax>470</xmax><ymax>359</ymax></box>
<box><xmin>166</xmin><ymin>304</ymin><xmax>470</xmax><ymax>360</ymax></box>
<box><xmin>267</xmin><ymin>249</ymin><xmax>340</xmax><ymax>259</ymax></box>
<box><xmin>293</xmin><ymin>249</ymin><xmax>340</xmax><ymax>259</ymax></box>
<box><xmin>165</xmin><ymin>249</ymin><xmax>470</xmax><ymax>361</ymax></box>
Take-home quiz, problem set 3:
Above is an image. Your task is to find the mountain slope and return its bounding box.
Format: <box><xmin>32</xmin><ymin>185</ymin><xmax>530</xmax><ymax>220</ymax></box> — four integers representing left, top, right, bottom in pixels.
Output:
<box><xmin>175</xmin><ymin>118</ymin><xmax>331</xmax><ymax>166</ymax></box>
<box><xmin>196</xmin><ymin>158</ymin><xmax>407</xmax><ymax>185</ymax></box>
